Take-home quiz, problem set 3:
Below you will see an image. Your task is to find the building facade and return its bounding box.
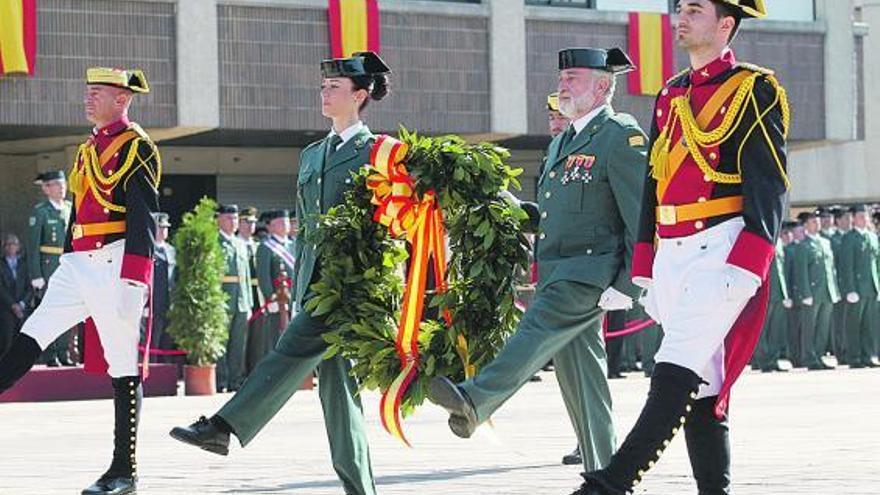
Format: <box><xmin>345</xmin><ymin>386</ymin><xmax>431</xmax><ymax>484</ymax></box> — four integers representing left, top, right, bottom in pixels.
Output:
<box><xmin>0</xmin><ymin>0</ymin><xmax>873</xmax><ymax>235</ymax></box>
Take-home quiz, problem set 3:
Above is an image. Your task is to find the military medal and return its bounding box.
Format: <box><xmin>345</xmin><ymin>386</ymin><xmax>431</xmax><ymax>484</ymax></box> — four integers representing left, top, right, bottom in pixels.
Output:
<box><xmin>562</xmin><ymin>154</ymin><xmax>596</xmax><ymax>185</ymax></box>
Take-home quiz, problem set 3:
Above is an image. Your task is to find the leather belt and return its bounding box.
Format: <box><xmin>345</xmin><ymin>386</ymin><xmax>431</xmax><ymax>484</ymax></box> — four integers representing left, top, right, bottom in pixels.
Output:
<box><xmin>71</xmin><ymin>221</ymin><xmax>127</xmax><ymax>240</ymax></box>
<box><xmin>222</xmin><ymin>275</ymin><xmax>240</xmax><ymax>284</ymax></box>
<box><xmin>656</xmin><ymin>196</ymin><xmax>743</xmax><ymax>226</ymax></box>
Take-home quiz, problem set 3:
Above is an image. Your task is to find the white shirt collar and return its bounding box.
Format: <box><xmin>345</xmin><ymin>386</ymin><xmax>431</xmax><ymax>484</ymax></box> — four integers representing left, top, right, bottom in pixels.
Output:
<box><xmin>570</xmin><ymin>105</ymin><xmax>608</xmax><ymax>136</ymax></box>
<box><xmin>48</xmin><ymin>199</ymin><xmax>65</xmax><ymax>210</ymax></box>
<box><xmin>220</xmin><ymin>230</ymin><xmax>235</xmax><ymax>241</ymax></box>
<box><xmin>329</xmin><ymin>121</ymin><xmax>366</xmax><ymax>149</ymax></box>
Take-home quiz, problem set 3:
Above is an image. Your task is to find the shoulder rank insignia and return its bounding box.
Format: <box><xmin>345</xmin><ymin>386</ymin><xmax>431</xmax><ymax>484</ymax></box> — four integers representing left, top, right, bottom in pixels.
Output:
<box><xmin>628</xmin><ymin>135</ymin><xmax>645</xmax><ymax>147</ymax></box>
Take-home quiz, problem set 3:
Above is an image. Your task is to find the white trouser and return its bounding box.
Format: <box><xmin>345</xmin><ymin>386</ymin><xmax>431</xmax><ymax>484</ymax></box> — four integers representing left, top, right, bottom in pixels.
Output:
<box><xmin>652</xmin><ymin>218</ymin><xmax>751</xmax><ymax>399</ymax></box>
<box><xmin>22</xmin><ymin>241</ymin><xmax>140</xmax><ymax>377</ymax></box>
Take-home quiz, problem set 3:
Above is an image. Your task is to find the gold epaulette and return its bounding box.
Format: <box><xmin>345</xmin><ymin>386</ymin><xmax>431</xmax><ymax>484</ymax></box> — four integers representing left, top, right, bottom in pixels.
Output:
<box><xmin>122</xmin><ymin>123</ymin><xmax>162</xmax><ymax>191</ymax></box>
<box><xmin>734</xmin><ymin>62</ymin><xmax>775</xmax><ymax>76</ymax></box>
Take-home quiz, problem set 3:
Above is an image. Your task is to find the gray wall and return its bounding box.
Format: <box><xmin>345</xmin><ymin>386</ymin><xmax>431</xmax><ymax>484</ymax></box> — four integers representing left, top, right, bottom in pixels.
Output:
<box><xmin>0</xmin><ymin>0</ymin><xmax>177</xmax><ymax>128</ymax></box>
<box><xmin>217</xmin><ymin>5</ymin><xmax>490</xmax><ymax>134</ymax></box>
<box><xmin>525</xmin><ymin>20</ymin><xmax>825</xmax><ymax>141</ymax></box>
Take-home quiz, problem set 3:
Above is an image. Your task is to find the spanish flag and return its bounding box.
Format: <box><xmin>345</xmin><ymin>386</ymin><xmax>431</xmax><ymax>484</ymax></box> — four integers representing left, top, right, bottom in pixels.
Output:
<box><xmin>627</xmin><ymin>12</ymin><xmax>674</xmax><ymax>96</ymax></box>
<box><xmin>328</xmin><ymin>0</ymin><xmax>380</xmax><ymax>58</ymax></box>
<box><xmin>0</xmin><ymin>0</ymin><xmax>37</xmax><ymax>76</ymax></box>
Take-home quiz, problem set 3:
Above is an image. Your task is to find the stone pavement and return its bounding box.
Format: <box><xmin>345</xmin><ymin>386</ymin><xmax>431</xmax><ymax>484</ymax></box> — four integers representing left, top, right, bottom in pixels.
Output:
<box><xmin>1</xmin><ymin>367</ymin><xmax>878</xmax><ymax>495</ymax></box>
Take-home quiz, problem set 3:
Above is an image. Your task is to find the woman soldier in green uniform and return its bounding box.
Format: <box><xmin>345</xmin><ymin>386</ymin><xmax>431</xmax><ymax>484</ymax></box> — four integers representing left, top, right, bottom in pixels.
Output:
<box><xmin>170</xmin><ymin>52</ymin><xmax>391</xmax><ymax>495</ymax></box>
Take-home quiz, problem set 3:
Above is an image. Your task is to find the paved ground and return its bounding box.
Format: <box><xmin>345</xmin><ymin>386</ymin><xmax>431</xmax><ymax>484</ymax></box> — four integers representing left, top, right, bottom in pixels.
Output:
<box><xmin>1</xmin><ymin>367</ymin><xmax>878</xmax><ymax>495</ymax></box>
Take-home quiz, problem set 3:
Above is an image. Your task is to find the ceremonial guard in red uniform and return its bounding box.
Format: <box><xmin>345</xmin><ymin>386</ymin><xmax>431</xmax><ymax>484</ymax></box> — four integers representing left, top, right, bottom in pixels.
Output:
<box><xmin>575</xmin><ymin>1</ymin><xmax>789</xmax><ymax>494</ymax></box>
<box><xmin>0</xmin><ymin>67</ymin><xmax>160</xmax><ymax>495</ymax></box>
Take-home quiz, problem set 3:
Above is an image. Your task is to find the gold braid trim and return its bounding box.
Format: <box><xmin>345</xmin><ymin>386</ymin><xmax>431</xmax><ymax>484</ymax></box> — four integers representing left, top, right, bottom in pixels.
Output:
<box><xmin>735</xmin><ymin>75</ymin><xmax>791</xmax><ymax>190</ymax></box>
<box><xmin>68</xmin><ymin>129</ymin><xmax>161</xmax><ymax>213</ymax></box>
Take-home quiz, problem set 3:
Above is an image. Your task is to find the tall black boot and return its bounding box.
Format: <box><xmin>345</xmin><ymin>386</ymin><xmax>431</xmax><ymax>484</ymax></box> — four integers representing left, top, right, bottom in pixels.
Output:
<box><xmin>82</xmin><ymin>376</ymin><xmax>141</xmax><ymax>495</ymax></box>
<box><xmin>0</xmin><ymin>333</ymin><xmax>42</xmax><ymax>395</ymax></box>
<box><xmin>684</xmin><ymin>396</ymin><xmax>731</xmax><ymax>495</ymax></box>
<box><xmin>576</xmin><ymin>363</ymin><xmax>703</xmax><ymax>495</ymax></box>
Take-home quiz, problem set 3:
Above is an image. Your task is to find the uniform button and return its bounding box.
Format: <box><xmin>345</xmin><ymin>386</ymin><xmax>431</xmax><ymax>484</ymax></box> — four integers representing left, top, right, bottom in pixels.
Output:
<box><xmin>103</xmin><ymin>208</ymin><xmax>110</xmax><ymax>214</ymax></box>
<box><xmin>709</xmin><ymin>152</ymin><xmax>717</xmax><ymax>160</ymax></box>
<box><xmin>661</xmin><ymin>88</ymin><xmax>669</xmax><ymax>96</ymax></box>
<box><xmin>695</xmin><ymin>221</ymin><xmax>704</xmax><ymax>230</ymax></box>
<box><xmin>586</xmin><ymin>249</ymin><xmax>593</xmax><ymax>255</ymax></box>
<box><xmin>541</xmin><ymin>211</ymin><xmax>547</xmax><ymax>219</ymax></box>
<box><xmin>549</xmin><ymin>171</ymin><xmax>556</xmax><ymax>179</ymax></box>
<box><xmin>95</xmin><ymin>242</ymin><xmax>102</xmax><ymax>248</ymax></box>
<box><xmin>698</xmin><ymin>197</ymin><xmax>707</xmax><ymax>203</ymax></box>
<box><xmin>315</xmin><ymin>200</ymin><xmax>320</xmax><ymax>207</ymax></box>
<box><xmin>703</xmin><ymin>174</ymin><xmax>711</xmax><ymax>182</ymax></box>
<box><xmin>539</xmin><ymin>233</ymin><xmax>546</xmax><ymax>240</ymax></box>
<box><xmin>113</xmin><ymin>153</ymin><xmax>119</xmax><ymax>158</ymax></box>
<box><xmin>544</xmin><ymin>191</ymin><xmax>551</xmax><ymax>199</ymax></box>
<box><xmin>720</xmin><ymin>106</ymin><xmax>727</xmax><ymax>115</ymax></box>
<box><xmin>317</xmin><ymin>178</ymin><xmax>322</xmax><ymax>184</ymax></box>
<box><xmin>656</xmin><ymin>109</ymin><xmax>663</xmax><ymax>117</ymax></box>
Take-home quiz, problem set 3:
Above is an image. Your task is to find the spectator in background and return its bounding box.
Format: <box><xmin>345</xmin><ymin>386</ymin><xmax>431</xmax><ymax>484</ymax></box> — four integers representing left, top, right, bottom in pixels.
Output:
<box><xmin>150</xmin><ymin>213</ymin><xmax>176</xmax><ymax>363</ymax></box>
<box><xmin>0</xmin><ymin>234</ymin><xmax>31</xmax><ymax>357</ymax></box>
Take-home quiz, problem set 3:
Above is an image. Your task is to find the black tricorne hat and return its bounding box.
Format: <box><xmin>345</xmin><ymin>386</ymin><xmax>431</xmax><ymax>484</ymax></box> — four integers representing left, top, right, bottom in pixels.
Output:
<box><xmin>263</xmin><ymin>209</ymin><xmax>290</xmax><ymax>221</ymax></box>
<box><xmin>558</xmin><ymin>47</ymin><xmax>635</xmax><ymax>74</ymax></box>
<box><xmin>321</xmin><ymin>51</ymin><xmax>391</xmax><ymax>78</ymax></box>
<box><xmin>33</xmin><ymin>170</ymin><xmax>65</xmax><ymax>185</ymax></box>
<box><xmin>217</xmin><ymin>204</ymin><xmax>239</xmax><ymax>215</ymax></box>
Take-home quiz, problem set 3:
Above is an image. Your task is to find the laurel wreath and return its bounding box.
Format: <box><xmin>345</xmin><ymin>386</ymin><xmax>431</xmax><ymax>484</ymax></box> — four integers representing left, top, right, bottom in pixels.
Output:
<box><xmin>306</xmin><ymin>127</ymin><xmax>531</xmax><ymax>416</ymax></box>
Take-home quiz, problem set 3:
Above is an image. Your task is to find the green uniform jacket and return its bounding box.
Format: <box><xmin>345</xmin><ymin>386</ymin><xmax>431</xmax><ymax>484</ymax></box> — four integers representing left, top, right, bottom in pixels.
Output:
<box><xmin>784</xmin><ymin>241</ymin><xmax>801</xmax><ymax>299</ymax></box>
<box><xmin>769</xmin><ymin>240</ymin><xmax>789</xmax><ymax>302</ymax></box>
<box><xmin>521</xmin><ymin>106</ymin><xmax>647</xmax><ymax>298</ymax></box>
<box><xmin>792</xmin><ymin>234</ymin><xmax>840</xmax><ymax>304</ymax></box>
<box><xmin>838</xmin><ymin>228</ymin><xmax>880</xmax><ymax>297</ymax></box>
<box><xmin>295</xmin><ymin>127</ymin><xmax>374</xmax><ymax>305</ymax></box>
<box><xmin>26</xmin><ymin>200</ymin><xmax>72</xmax><ymax>281</ymax></box>
<box><xmin>220</xmin><ymin>233</ymin><xmax>253</xmax><ymax>313</ymax></box>
<box><xmin>257</xmin><ymin>235</ymin><xmax>297</xmax><ymax>304</ymax></box>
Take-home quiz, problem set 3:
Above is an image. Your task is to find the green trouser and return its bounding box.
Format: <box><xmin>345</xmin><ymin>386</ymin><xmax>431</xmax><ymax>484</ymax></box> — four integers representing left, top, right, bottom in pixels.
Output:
<box><xmin>460</xmin><ymin>280</ymin><xmax>615</xmax><ymax>471</ymax></box>
<box><xmin>245</xmin><ymin>312</ymin><xmax>266</xmax><ymax>373</ymax></box>
<box><xmin>755</xmin><ymin>302</ymin><xmax>787</xmax><ymax>369</ymax></box>
<box><xmin>799</xmin><ymin>302</ymin><xmax>833</xmax><ymax>368</ymax></box>
<box><xmin>638</xmin><ymin>322</ymin><xmax>663</xmax><ymax>376</ymax></box>
<box><xmin>831</xmin><ymin>302</ymin><xmax>847</xmax><ymax>364</ymax></box>
<box><xmin>845</xmin><ymin>298</ymin><xmax>879</xmax><ymax>365</ymax></box>
<box><xmin>217</xmin><ymin>310</ymin><xmax>249</xmax><ymax>390</ymax></box>
<box><xmin>263</xmin><ymin>312</ymin><xmax>283</xmax><ymax>356</ymax></box>
<box><xmin>786</xmin><ymin>306</ymin><xmax>802</xmax><ymax>366</ymax></box>
<box><xmin>217</xmin><ymin>309</ymin><xmax>377</xmax><ymax>495</ymax></box>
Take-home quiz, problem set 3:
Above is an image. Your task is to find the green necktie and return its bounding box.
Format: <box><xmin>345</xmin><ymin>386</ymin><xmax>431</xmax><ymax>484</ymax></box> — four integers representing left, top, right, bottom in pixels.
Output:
<box><xmin>325</xmin><ymin>134</ymin><xmax>343</xmax><ymax>164</ymax></box>
<box><xmin>558</xmin><ymin>125</ymin><xmax>575</xmax><ymax>153</ymax></box>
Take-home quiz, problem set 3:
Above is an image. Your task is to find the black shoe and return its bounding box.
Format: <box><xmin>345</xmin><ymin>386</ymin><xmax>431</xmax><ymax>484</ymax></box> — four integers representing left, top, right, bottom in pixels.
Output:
<box><xmin>170</xmin><ymin>416</ymin><xmax>231</xmax><ymax>455</ymax></box>
<box><xmin>59</xmin><ymin>356</ymin><xmax>75</xmax><ymax>366</ymax></box>
<box><xmin>427</xmin><ymin>376</ymin><xmax>478</xmax><ymax>439</ymax></box>
<box><xmin>867</xmin><ymin>357</ymin><xmax>880</xmax><ymax>368</ymax></box>
<box><xmin>81</xmin><ymin>475</ymin><xmax>136</xmax><ymax>495</ymax></box>
<box><xmin>850</xmin><ymin>362</ymin><xmax>867</xmax><ymax>369</ymax></box>
<box><xmin>46</xmin><ymin>357</ymin><xmax>61</xmax><ymax>367</ymax></box>
<box><xmin>569</xmin><ymin>479</ymin><xmax>606</xmax><ymax>495</ymax></box>
<box><xmin>529</xmin><ymin>374</ymin><xmax>543</xmax><ymax>382</ymax></box>
<box><xmin>562</xmin><ymin>445</ymin><xmax>582</xmax><ymax>465</ymax></box>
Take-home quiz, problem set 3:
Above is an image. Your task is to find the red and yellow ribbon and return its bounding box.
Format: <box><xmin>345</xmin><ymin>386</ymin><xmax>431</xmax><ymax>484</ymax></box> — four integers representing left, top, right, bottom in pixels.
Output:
<box><xmin>368</xmin><ymin>135</ymin><xmax>452</xmax><ymax>446</ymax></box>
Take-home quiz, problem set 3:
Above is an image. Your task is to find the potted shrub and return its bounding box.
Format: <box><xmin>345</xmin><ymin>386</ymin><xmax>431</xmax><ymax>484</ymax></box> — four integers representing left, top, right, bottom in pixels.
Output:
<box><xmin>166</xmin><ymin>198</ymin><xmax>229</xmax><ymax>395</ymax></box>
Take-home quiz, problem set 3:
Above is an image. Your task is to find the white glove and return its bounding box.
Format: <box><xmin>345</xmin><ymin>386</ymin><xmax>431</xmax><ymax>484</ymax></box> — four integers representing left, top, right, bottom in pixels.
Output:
<box><xmin>118</xmin><ymin>282</ymin><xmax>147</xmax><ymax>319</ymax></box>
<box><xmin>802</xmin><ymin>297</ymin><xmax>814</xmax><ymax>307</ymax></box>
<box><xmin>267</xmin><ymin>301</ymin><xmax>280</xmax><ymax>314</ymax></box>
<box><xmin>723</xmin><ymin>265</ymin><xmax>760</xmax><ymax>302</ymax></box>
<box><xmin>846</xmin><ymin>292</ymin><xmax>860</xmax><ymax>304</ymax></box>
<box><xmin>639</xmin><ymin>287</ymin><xmax>661</xmax><ymax>322</ymax></box>
<box><xmin>599</xmin><ymin>287</ymin><xmax>633</xmax><ymax>311</ymax></box>
<box><xmin>782</xmin><ymin>299</ymin><xmax>793</xmax><ymax>309</ymax></box>
<box><xmin>31</xmin><ymin>278</ymin><xmax>45</xmax><ymax>290</ymax></box>
<box><xmin>499</xmin><ymin>189</ymin><xmax>522</xmax><ymax>207</ymax></box>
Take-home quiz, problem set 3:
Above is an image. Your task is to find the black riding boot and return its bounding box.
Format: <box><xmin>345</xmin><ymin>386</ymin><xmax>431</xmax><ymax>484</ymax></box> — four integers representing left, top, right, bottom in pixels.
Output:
<box><xmin>576</xmin><ymin>363</ymin><xmax>703</xmax><ymax>495</ymax></box>
<box><xmin>82</xmin><ymin>376</ymin><xmax>141</xmax><ymax>495</ymax></box>
<box><xmin>0</xmin><ymin>333</ymin><xmax>42</xmax><ymax>395</ymax></box>
<box><xmin>684</xmin><ymin>396</ymin><xmax>731</xmax><ymax>495</ymax></box>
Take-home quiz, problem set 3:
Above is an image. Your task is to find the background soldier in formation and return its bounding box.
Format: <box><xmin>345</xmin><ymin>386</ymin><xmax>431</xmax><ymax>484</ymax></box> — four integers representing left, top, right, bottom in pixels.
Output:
<box><xmin>216</xmin><ymin>204</ymin><xmax>253</xmax><ymax>393</ymax></box>
<box><xmin>150</xmin><ymin>212</ymin><xmax>177</xmax><ymax>363</ymax></box>
<box><xmin>755</xmin><ymin>227</ymin><xmax>792</xmax><ymax>372</ymax></box>
<box><xmin>237</xmin><ymin>207</ymin><xmax>264</xmax><ymax>374</ymax></box>
<box><xmin>252</xmin><ymin>210</ymin><xmax>296</xmax><ymax>363</ymax></box>
<box><xmin>27</xmin><ymin>170</ymin><xmax>75</xmax><ymax>366</ymax></box>
<box><xmin>838</xmin><ymin>204</ymin><xmax>880</xmax><ymax>368</ymax></box>
<box><xmin>831</xmin><ymin>206</ymin><xmax>852</xmax><ymax>361</ymax></box>
<box><xmin>794</xmin><ymin>210</ymin><xmax>840</xmax><ymax>370</ymax></box>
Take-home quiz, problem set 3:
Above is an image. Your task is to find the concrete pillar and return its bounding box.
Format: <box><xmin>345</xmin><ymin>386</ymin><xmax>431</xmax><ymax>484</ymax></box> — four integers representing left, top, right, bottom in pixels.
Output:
<box><xmin>176</xmin><ymin>0</ymin><xmax>220</xmax><ymax>129</ymax></box>
<box><xmin>816</xmin><ymin>0</ymin><xmax>857</xmax><ymax>140</ymax></box>
<box><xmin>863</xmin><ymin>1</ymin><xmax>880</xmax><ymax>149</ymax></box>
<box><xmin>488</xmin><ymin>0</ymin><xmax>528</xmax><ymax>135</ymax></box>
